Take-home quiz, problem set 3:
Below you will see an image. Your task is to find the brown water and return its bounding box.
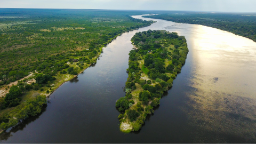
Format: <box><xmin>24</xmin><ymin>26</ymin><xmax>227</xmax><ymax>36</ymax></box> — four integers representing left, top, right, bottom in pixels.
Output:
<box><xmin>1</xmin><ymin>15</ymin><xmax>256</xmax><ymax>143</ymax></box>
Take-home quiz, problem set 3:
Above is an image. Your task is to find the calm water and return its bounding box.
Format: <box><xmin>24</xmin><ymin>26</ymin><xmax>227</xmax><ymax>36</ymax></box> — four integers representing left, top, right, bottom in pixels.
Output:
<box><xmin>1</xmin><ymin>15</ymin><xmax>256</xmax><ymax>143</ymax></box>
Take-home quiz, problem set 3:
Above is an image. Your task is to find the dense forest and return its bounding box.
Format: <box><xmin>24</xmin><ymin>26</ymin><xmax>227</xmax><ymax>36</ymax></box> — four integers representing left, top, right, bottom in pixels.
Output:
<box><xmin>145</xmin><ymin>12</ymin><xmax>256</xmax><ymax>42</ymax></box>
<box><xmin>0</xmin><ymin>9</ymin><xmax>154</xmax><ymax>131</ymax></box>
<box><xmin>0</xmin><ymin>9</ymin><xmax>153</xmax><ymax>85</ymax></box>
<box><xmin>116</xmin><ymin>30</ymin><xmax>189</xmax><ymax>132</ymax></box>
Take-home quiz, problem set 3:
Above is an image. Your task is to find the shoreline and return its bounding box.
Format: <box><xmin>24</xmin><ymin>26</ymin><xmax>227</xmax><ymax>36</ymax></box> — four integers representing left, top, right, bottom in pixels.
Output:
<box><xmin>0</xmin><ymin>29</ymin><xmax>140</xmax><ymax>133</ymax></box>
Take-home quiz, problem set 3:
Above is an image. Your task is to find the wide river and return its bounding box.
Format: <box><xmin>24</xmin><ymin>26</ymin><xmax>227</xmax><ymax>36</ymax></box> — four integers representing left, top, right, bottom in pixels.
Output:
<box><xmin>1</xmin><ymin>15</ymin><xmax>256</xmax><ymax>143</ymax></box>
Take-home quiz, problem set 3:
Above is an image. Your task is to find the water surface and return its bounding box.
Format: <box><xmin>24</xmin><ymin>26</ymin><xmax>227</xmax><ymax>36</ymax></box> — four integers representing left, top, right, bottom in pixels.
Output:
<box><xmin>1</xmin><ymin>15</ymin><xmax>256</xmax><ymax>143</ymax></box>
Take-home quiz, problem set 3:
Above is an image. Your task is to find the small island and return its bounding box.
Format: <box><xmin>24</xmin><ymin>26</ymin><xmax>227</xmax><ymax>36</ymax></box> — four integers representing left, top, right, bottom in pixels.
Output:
<box><xmin>116</xmin><ymin>30</ymin><xmax>189</xmax><ymax>132</ymax></box>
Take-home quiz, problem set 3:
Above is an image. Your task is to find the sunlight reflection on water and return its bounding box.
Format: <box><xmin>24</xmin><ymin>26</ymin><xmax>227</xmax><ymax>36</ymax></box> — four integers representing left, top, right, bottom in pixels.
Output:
<box><xmin>135</xmin><ymin>15</ymin><xmax>256</xmax><ymax>141</ymax></box>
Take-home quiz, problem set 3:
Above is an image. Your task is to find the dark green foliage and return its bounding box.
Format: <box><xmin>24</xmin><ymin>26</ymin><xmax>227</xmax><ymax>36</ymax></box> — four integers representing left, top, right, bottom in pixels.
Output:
<box><xmin>67</xmin><ymin>67</ymin><xmax>78</xmax><ymax>75</ymax></box>
<box><xmin>125</xmin><ymin>81</ymin><xmax>135</xmax><ymax>89</ymax></box>
<box><xmin>145</xmin><ymin>105</ymin><xmax>154</xmax><ymax>114</ymax></box>
<box><xmin>116</xmin><ymin>97</ymin><xmax>129</xmax><ymax>112</ymax></box>
<box><xmin>151</xmin><ymin>98</ymin><xmax>160</xmax><ymax>107</ymax></box>
<box><xmin>155</xmin><ymin>84</ymin><xmax>162</xmax><ymax>91</ymax></box>
<box><xmin>159</xmin><ymin>74</ymin><xmax>170</xmax><ymax>82</ymax></box>
<box><xmin>166</xmin><ymin>64</ymin><xmax>174</xmax><ymax>72</ymax></box>
<box><xmin>129</xmin><ymin>100</ymin><xmax>135</xmax><ymax>104</ymax></box>
<box><xmin>147</xmin><ymin>85</ymin><xmax>156</xmax><ymax>93</ymax></box>
<box><xmin>35</xmin><ymin>73</ymin><xmax>56</xmax><ymax>84</ymax></box>
<box><xmin>25</xmin><ymin>84</ymin><xmax>33</xmax><ymax>91</ymax></box>
<box><xmin>0</xmin><ymin>95</ymin><xmax>46</xmax><ymax>130</ymax></box>
<box><xmin>126</xmin><ymin>93</ymin><xmax>132</xmax><ymax>99</ymax></box>
<box><xmin>136</xmin><ymin>103</ymin><xmax>144</xmax><ymax>112</ymax></box>
<box><xmin>118</xmin><ymin>114</ymin><xmax>124</xmax><ymax>119</ymax></box>
<box><xmin>3</xmin><ymin>86</ymin><xmax>22</xmax><ymax>108</ymax></box>
<box><xmin>139</xmin><ymin>91</ymin><xmax>151</xmax><ymax>102</ymax></box>
<box><xmin>127</xmin><ymin>109</ymin><xmax>140</xmax><ymax>122</ymax></box>
<box><xmin>147</xmin><ymin>80</ymin><xmax>151</xmax><ymax>84</ymax></box>
<box><xmin>142</xmin><ymin>84</ymin><xmax>149</xmax><ymax>90</ymax></box>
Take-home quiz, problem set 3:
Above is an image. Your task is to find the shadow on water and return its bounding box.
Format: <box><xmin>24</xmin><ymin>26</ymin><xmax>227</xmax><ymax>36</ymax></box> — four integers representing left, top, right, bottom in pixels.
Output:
<box><xmin>0</xmin><ymin>105</ymin><xmax>47</xmax><ymax>141</ymax></box>
<box><xmin>70</xmin><ymin>77</ymin><xmax>79</xmax><ymax>83</ymax></box>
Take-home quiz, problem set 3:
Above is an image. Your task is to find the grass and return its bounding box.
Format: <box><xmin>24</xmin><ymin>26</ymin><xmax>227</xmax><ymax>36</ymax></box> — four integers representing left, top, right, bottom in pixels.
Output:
<box><xmin>141</xmin><ymin>64</ymin><xmax>149</xmax><ymax>74</ymax></box>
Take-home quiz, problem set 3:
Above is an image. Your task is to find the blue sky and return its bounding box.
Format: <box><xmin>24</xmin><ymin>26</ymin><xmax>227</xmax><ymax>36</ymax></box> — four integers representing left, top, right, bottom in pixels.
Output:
<box><xmin>0</xmin><ymin>0</ymin><xmax>256</xmax><ymax>12</ymax></box>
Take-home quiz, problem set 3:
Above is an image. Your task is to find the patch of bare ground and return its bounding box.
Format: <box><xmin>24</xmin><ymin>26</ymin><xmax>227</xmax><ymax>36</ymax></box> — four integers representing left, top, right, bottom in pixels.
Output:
<box><xmin>120</xmin><ymin>122</ymin><xmax>132</xmax><ymax>132</ymax></box>
<box><xmin>0</xmin><ymin>73</ymin><xmax>34</xmax><ymax>97</ymax></box>
<box><xmin>40</xmin><ymin>29</ymin><xmax>51</xmax><ymax>32</ymax></box>
<box><xmin>51</xmin><ymin>27</ymin><xmax>85</xmax><ymax>31</ymax></box>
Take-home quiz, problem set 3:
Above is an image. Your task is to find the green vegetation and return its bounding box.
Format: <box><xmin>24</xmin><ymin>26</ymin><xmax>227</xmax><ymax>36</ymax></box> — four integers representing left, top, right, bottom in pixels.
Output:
<box><xmin>145</xmin><ymin>12</ymin><xmax>256</xmax><ymax>42</ymax></box>
<box><xmin>0</xmin><ymin>9</ymin><xmax>154</xmax><ymax>132</ymax></box>
<box><xmin>0</xmin><ymin>9</ymin><xmax>152</xmax><ymax>86</ymax></box>
<box><xmin>117</xmin><ymin>30</ymin><xmax>189</xmax><ymax>132</ymax></box>
<box><xmin>0</xmin><ymin>95</ymin><xmax>46</xmax><ymax>130</ymax></box>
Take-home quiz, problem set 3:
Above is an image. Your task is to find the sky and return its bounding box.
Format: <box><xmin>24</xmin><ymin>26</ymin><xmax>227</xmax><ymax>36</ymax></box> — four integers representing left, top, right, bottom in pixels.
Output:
<box><xmin>0</xmin><ymin>0</ymin><xmax>256</xmax><ymax>12</ymax></box>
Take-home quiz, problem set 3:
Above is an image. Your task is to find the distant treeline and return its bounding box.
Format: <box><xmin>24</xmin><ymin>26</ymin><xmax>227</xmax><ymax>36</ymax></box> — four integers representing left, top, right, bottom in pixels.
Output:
<box><xmin>145</xmin><ymin>12</ymin><xmax>256</xmax><ymax>42</ymax></box>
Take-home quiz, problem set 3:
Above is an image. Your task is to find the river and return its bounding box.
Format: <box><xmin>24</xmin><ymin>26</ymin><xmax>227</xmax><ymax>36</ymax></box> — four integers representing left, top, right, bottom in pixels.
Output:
<box><xmin>1</xmin><ymin>15</ymin><xmax>256</xmax><ymax>143</ymax></box>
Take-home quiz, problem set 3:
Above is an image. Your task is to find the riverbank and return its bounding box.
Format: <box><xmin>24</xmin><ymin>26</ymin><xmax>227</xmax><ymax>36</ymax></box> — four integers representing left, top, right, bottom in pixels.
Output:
<box><xmin>0</xmin><ymin>19</ymin><xmax>154</xmax><ymax>133</ymax></box>
<box><xmin>0</xmin><ymin>40</ymin><xmax>106</xmax><ymax>133</ymax></box>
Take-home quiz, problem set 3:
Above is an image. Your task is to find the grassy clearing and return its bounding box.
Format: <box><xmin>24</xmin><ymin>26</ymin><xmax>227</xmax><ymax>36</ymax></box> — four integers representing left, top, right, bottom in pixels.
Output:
<box><xmin>141</xmin><ymin>65</ymin><xmax>149</xmax><ymax>74</ymax></box>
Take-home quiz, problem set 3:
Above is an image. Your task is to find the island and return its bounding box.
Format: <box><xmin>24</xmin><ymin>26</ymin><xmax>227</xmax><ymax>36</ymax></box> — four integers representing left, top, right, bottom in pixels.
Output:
<box><xmin>116</xmin><ymin>30</ymin><xmax>189</xmax><ymax>132</ymax></box>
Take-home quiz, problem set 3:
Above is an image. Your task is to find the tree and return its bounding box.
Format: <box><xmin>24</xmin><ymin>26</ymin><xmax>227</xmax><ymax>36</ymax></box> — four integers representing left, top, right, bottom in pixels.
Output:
<box><xmin>3</xmin><ymin>86</ymin><xmax>22</xmax><ymax>108</ymax></box>
<box><xmin>127</xmin><ymin>109</ymin><xmax>139</xmax><ymax>122</ymax></box>
<box><xmin>166</xmin><ymin>64</ymin><xmax>174</xmax><ymax>72</ymax></box>
<box><xmin>151</xmin><ymin>98</ymin><xmax>160</xmax><ymax>107</ymax></box>
<box><xmin>116</xmin><ymin>97</ymin><xmax>129</xmax><ymax>112</ymax></box>
<box><xmin>139</xmin><ymin>90</ymin><xmax>151</xmax><ymax>102</ymax></box>
<box><xmin>36</xmin><ymin>73</ymin><xmax>55</xmax><ymax>84</ymax></box>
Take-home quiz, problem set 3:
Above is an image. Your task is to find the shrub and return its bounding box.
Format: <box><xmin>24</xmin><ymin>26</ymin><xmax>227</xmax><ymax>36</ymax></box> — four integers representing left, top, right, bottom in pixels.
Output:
<box><xmin>36</xmin><ymin>73</ymin><xmax>56</xmax><ymax>84</ymax></box>
<box><xmin>126</xmin><ymin>93</ymin><xmax>132</xmax><ymax>99</ymax></box>
<box><xmin>132</xmin><ymin>122</ymin><xmax>142</xmax><ymax>131</ymax></box>
<box><xmin>118</xmin><ymin>114</ymin><xmax>124</xmax><ymax>119</ymax></box>
<box><xmin>139</xmin><ymin>91</ymin><xmax>151</xmax><ymax>102</ymax></box>
<box><xmin>145</xmin><ymin>105</ymin><xmax>154</xmax><ymax>114</ymax></box>
<box><xmin>151</xmin><ymin>98</ymin><xmax>160</xmax><ymax>107</ymax></box>
<box><xmin>155</xmin><ymin>84</ymin><xmax>162</xmax><ymax>91</ymax></box>
<box><xmin>156</xmin><ymin>78</ymin><xmax>161</xmax><ymax>83</ymax></box>
<box><xmin>166</xmin><ymin>64</ymin><xmax>174</xmax><ymax>72</ymax></box>
<box><xmin>129</xmin><ymin>100</ymin><xmax>135</xmax><ymax>104</ymax></box>
<box><xmin>127</xmin><ymin>109</ymin><xmax>139</xmax><ymax>122</ymax></box>
<box><xmin>116</xmin><ymin>97</ymin><xmax>129</xmax><ymax>112</ymax></box>
<box><xmin>3</xmin><ymin>86</ymin><xmax>22</xmax><ymax>108</ymax></box>
<box><xmin>147</xmin><ymin>85</ymin><xmax>156</xmax><ymax>93</ymax></box>
<box><xmin>142</xmin><ymin>84</ymin><xmax>149</xmax><ymax>90</ymax></box>
<box><xmin>139</xmin><ymin>80</ymin><xmax>146</xmax><ymax>86</ymax></box>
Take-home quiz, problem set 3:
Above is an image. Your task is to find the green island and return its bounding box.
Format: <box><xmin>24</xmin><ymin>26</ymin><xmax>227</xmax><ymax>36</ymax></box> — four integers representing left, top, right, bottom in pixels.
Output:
<box><xmin>116</xmin><ymin>30</ymin><xmax>189</xmax><ymax>132</ymax></box>
<box><xmin>0</xmin><ymin>9</ymin><xmax>153</xmax><ymax>132</ymax></box>
<box><xmin>145</xmin><ymin>12</ymin><xmax>256</xmax><ymax>42</ymax></box>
